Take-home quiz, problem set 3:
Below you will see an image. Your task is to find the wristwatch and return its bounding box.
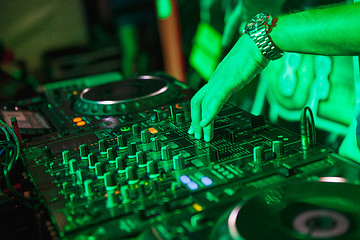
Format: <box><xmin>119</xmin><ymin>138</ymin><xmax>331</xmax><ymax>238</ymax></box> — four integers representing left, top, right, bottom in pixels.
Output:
<box><xmin>243</xmin><ymin>13</ymin><xmax>283</xmax><ymax>60</ymax></box>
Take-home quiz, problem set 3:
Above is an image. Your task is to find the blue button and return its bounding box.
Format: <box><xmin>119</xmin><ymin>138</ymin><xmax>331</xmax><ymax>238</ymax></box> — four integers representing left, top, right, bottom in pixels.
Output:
<box><xmin>180</xmin><ymin>175</ymin><xmax>191</xmax><ymax>184</ymax></box>
<box><xmin>187</xmin><ymin>181</ymin><xmax>199</xmax><ymax>190</ymax></box>
<box><xmin>201</xmin><ymin>176</ymin><xmax>213</xmax><ymax>186</ymax></box>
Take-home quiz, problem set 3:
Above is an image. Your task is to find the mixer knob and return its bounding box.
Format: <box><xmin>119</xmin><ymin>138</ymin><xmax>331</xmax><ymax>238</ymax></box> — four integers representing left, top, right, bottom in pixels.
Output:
<box><xmin>126</xmin><ymin>165</ymin><xmax>139</xmax><ymax>184</ymax></box>
<box><xmin>95</xmin><ymin>162</ymin><xmax>106</xmax><ymax>178</ymax></box>
<box><xmin>128</xmin><ymin>142</ymin><xmax>137</xmax><ymax>157</ymax></box>
<box><xmin>79</xmin><ymin>144</ymin><xmax>90</xmax><ymax>159</ymax></box>
<box><xmin>173</xmin><ymin>154</ymin><xmax>185</xmax><ymax>171</ymax></box>
<box><xmin>107</xmin><ymin>147</ymin><xmax>117</xmax><ymax>163</ymax></box>
<box><xmin>132</xmin><ymin>123</ymin><xmax>141</xmax><ymax>136</ymax></box>
<box><xmin>253</xmin><ymin>145</ymin><xmax>265</xmax><ymax>163</ymax></box>
<box><xmin>43</xmin><ymin>146</ymin><xmax>53</xmax><ymax>159</ymax></box>
<box><xmin>88</xmin><ymin>153</ymin><xmax>98</xmax><ymax>169</ymax></box>
<box><xmin>76</xmin><ymin>169</ymin><xmax>85</xmax><ymax>184</ymax></box>
<box><xmin>84</xmin><ymin>179</ymin><xmax>94</xmax><ymax>197</ymax></box>
<box><xmin>98</xmin><ymin>139</ymin><xmax>108</xmax><ymax>154</ymax></box>
<box><xmin>141</xmin><ymin>129</ymin><xmax>151</xmax><ymax>143</ymax></box>
<box><xmin>104</xmin><ymin>172</ymin><xmax>117</xmax><ymax>190</ymax></box>
<box><xmin>147</xmin><ymin>160</ymin><xmax>159</xmax><ymax>178</ymax></box>
<box><xmin>150</xmin><ymin>110</ymin><xmax>161</xmax><ymax>122</ymax></box>
<box><xmin>69</xmin><ymin>159</ymin><xmax>77</xmax><ymax>174</ymax></box>
<box><xmin>161</xmin><ymin>145</ymin><xmax>172</xmax><ymax>161</ymax></box>
<box><xmin>151</xmin><ymin>137</ymin><xmax>161</xmax><ymax>152</ymax></box>
<box><xmin>176</xmin><ymin>112</ymin><xmax>185</xmax><ymax>125</ymax></box>
<box><xmin>272</xmin><ymin>140</ymin><xmax>284</xmax><ymax>158</ymax></box>
<box><xmin>117</xmin><ymin>134</ymin><xmax>127</xmax><ymax>149</ymax></box>
<box><xmin>116</xmin><ymin>156</ymin><xmax>127</xmax><ymax>172</ymax></box>
<box><xmin>62</xmin><ymin>150</ymin><xmax>70</xmax><ymax>164</ymax></box>
<box><xmin>136</xmin><ymin>150</ymin><xmax>147</xmax><ymax>166</ymax></box>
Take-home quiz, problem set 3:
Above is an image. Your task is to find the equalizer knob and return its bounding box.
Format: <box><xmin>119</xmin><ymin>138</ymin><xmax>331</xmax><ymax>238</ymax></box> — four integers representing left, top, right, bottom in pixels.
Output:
<box><xmin>95</xmin><ymin>162</ymin><xmax>106</xmax><ymax>178</ymax></box>
<box><xmin>79</xmin><ymin>144</ymin><xmax>90</xmax><ymax>159</ymax></box>
<box><xmin>150</xmin><ymin>110</ymin><xmax>161</xmax><ymax>122</ymax></box>
<box><xmin>151</xmin><ymin>137</ymin><xmax>161</xmax><ymax>152</ymax></box>
<box><xmin>62</xmin><ymin>150</ymin><xmax>70</xmax><ymax>164</ymax></box>
<box><xmin>116</xmin><ymin>156</ymin><xmax>127</xmax><ymax>173</ymax></box>
<box><xmin>126</xmin><ymin>165</ymin><xmax>139</xmax><ymax>184</ymax></box>
<box><xmin>253</xmin><ymin>145</ymin><xmax>265</xmax><ymax>164</ymax></box>
<box><xmin>173</xmin><ymin>154</ymin><xmax>185</xmax><ymax>171</ymax></box>
<box><xmin>141</xmin><ymin>130</ymin><xmax>150</xmax><ymax>143</ymax></box>
<box><xmin>161</xmin><ymin>145</ymin><xmax>172</xmax><ymax>161</ymax></box>
<box><xmin>147</xmin><ymin>160</ymin><xmax>159</xmax><ymax>178</ymax></box>
<box><xmin>98</xmin><ymin>139</ymin><xmax>108</xmax><ymax>154</ymax></box>
<box><xmin>88</xmin><ymin>153</ymin><xmax>98</xmax><ymax>169</ymax></box>
<box><xmin>107</xmin><ymin>147</ymin><xmax>117</xmax><ymax>163</ymax></box>
<box><xmin>104</xmin><ymin>172</ymin><xmax>117</xmax><ymax>190</ymax></box>
<box><xmin>84</xmin><ymin>179</ymin><xmax>94</xmax><ymax>197</ymax></box>
<box><xmin>76</xmin><ymin>169</ymin><xmax>85</xmax><ymax>184</ymax></box>
<box><xmin>128</xmin><ymin>142</ymin><xmax>137</xmax><ymax>157</ymax></box>
<box><xmin>176</xmin><ymin>112</ymin><xmax>185</xmax><ymax>125</ymax></box>
<box><xmin>117</xmin><ymin>134</ymin><xmax>127</xmax><ymax>149</ymax></box>
<box><xmin>132</xmin><ymin>123</ymin><xmax>141</xmax><ymax>135</ymax></box>
<box><xmin>69</xmin><ymin>159</ymin><xmax>77</xmax><ymax>174</ymax></box>
<box><xmin>136</xmin><ymin>150</ymin><xmax>147</xmax><ymax>166</ymax></box>
<box><xmin>272</xmin><ymin>140</ymin><xmax>284</xmax><ymax>158</ymax></box>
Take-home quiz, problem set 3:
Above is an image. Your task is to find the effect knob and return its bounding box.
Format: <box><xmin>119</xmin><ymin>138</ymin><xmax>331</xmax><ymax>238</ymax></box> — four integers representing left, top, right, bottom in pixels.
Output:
<box><xmin>151</xmin><ymin>137</ymin><xmax>161</xmax><ymax>152</ymax></box>
<box><xmin>117</xmin><ymin>134</ymin><xmax>127</xmax><ymax>149</ymax></box>
<box><xmin>104</xmin><ymin>172</ymin><xmax>117</xmax><ymax>190</ymax></box>
<box><xmin>62</xmin><ymin>150</ymin><xmax>70</xmax><ymax>164</ymax></box>
<box><xmin>126</xmin><ymin>165</ymin><xmax>139</xmax><ymax>184</ymax></box>
<box><xmin>79</xmin><ymin>144</ymin><xmax>90</xmax><ymax>159</ymax></box>
<box><xmin>128</xmin><ymin>142</ymin><xmax>137</xmax><ymax>157</ymax></box>
<box><xmin>272</xmin><ymin>140</ymin><xmax>284</xmax><ymax>158</ymax></box>
<box><xmin>95</xmin><ymin>162</ymin><xmax>106</xmax><ymax>178</ymax></box>
<box><xmin>136</xmin><ymin>150</ymin><xmax>147</xmax><ymax>166</ymax></box>
<box><xmin>141</xmin><ymin>129</ymin><xmax>151</xmax><ymax>143</ymax></box>
<box><xmin>147</xmin><ymin>160</ymin><xmax>159</xmax><ymax>178</ymax></box>
<box><xmin>116</xmin><ymin>156</ymin><xmax>127</xmax><ymax>172</ymax></box>
<box><xmin>132</xmin><ymin>123</ymin><xmax>141</xmax><ymax>136</ymax></box>
<box><xmin>88</xmin><ymin>152</ymin><xmax>98</xmax><ymax>169</ymax></box>
<box><xmin>107</xmin><ymin>147</ymin><xmax>117</xmax><ymax>163</ymax></box>
<box><xmin>173</xmin><ymin>154</ymin><xmax>185</xmax><ymax>171</ymax></box>
<box><xmin>161</xmin><ymin>145</ymin><xmax>172</xmax><ymax>161</ymax></box>
<box><xmin>98</xmin><ymin>139</ymin><xmax>108</xmax><ymax>154</ymax></box>
<box><xmin>253</xmin><ymin>145</ymin><xmax>265</xmax><ymax>164</ymax></box>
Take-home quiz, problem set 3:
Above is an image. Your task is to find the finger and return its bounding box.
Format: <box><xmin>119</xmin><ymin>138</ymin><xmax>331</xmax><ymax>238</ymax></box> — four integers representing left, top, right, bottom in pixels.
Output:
<box><xmin>190</xmin><ymin>86</ymin><xmax>208</xmax><ymax>139</ymax></box>
<box><xmin>200</xmin><ymin>92</ymin><xmax>227</xmax><ymax>128</ymax></box>
<box><xmin>203</xmin><ymin>120</ymin><xmax>214</xmax><ymax>142</ymax></box>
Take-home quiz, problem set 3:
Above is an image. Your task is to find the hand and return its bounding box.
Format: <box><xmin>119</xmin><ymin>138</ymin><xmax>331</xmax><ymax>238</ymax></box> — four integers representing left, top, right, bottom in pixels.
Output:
<box><xmin>188</xmin><ymin>34</ymin><xmax>269</xmax><ymax>142</ymax></box>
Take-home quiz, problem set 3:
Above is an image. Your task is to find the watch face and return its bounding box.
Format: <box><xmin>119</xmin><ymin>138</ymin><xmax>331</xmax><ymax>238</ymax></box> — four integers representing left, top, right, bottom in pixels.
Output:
<box><xmin>245</xmin><ymin>14</ymin><xmax>267</xmax><ymax>32</ymax></box>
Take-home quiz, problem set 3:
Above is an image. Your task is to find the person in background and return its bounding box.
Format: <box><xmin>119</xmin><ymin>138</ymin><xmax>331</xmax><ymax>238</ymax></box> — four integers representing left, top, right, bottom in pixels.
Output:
<box><xmin>188</xmin><ymin>2</ymin><xmax>360</xmax><ymax>160</ymax></box>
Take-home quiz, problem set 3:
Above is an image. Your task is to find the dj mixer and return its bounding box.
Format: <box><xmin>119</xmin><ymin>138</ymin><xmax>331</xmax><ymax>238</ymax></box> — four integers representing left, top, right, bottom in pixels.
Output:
<box><xmin>3</xmin><ymin>73</ymin><xmax>360</xmax><ymax>239</ymax></box>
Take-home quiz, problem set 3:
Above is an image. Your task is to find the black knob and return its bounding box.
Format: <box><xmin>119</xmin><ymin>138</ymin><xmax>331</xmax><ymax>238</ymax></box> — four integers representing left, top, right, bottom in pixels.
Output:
<box><xmin>173</xmin><ymin>154</ymin><xmax>185</xmax><ymax>171</ymax></box>
<box><xmin>128</xmin><ymin>142</ymin><xmax>137</xmax><ymax>157</ymax></box>
<box><xmin>69</xmin><ymin>159</ymin><xmax>77</xmax><ymax>174</ymax></box>
<box><xmin>43</xmin><ymin>146</ymin><xmax>53</xmax><ymax>159</ymax></box>
<box><xmin>272</xmin><ymin>140</ymin><xmax>284</xmax><ymax>158</ymax></box>
<box><xmin>161</xmin><ymin>145</ymin><xmax>172</xmax><ymax>161</ymax></box>
<box><xmin>95</xmin><ymin>162</ymin><xmax>106</xmax><ymax>178</ymax></box>
<box><xmin>79</xmin><ymin>144</ymin><xmax>90</xmax><ymax>159</ymax></box>
<box><xmin>116</xmin><ymin>156</ymin><xmax>127</xmax><ymax>172</ymax></box>
<box><xmin>253</xmin><ymin>145</ymin><xmax>265</xmax><ymax>163</ymax></box>
<box><xmin>107</xmin><ymin>147</ymin><xmax>117</xmax><ymax>163</ymax></box>
<box><xmin>136</xmin><ymin>150</ymin><xmax>147</xmax><ymax>166</ymax></box>
<box><xmin>98</xmin><ymin>139</ymin><xmax>108</xmax><ymax>154</ymax></box>
<box><xmin>141</xmin><ymin>130</ymin><xmax>151</xmax><ymax>143</ymax></box>
<box><xmin>62</xmin><ymin>150</ymin><xmax>70</xmax><ymax>164</ymax></box>
<box><xmin>132</xmin><ymin>123</ymin><xmax>141</xmax><ymax>136</ymax></box>
<box><xmin>104</xmin><ymin>172</ymin><xmax>117</xmax><ymax>190</ymax></box>
<box><xmin>117</xmin><ymin>134</ymin><xmax>127</xmax><ymax>149</ymax></box>
<box><xmin>176</xmin><ymin>113</ymin><xmax>185</xmax><ymax>125</ymax></box>
<box><xmin>147</xmin><ymin>160</ymin><xmax>159</xmax><ymax>178</ymax></box>
<box><xmin>151</xmin><ymin>137</ymin><xmax>161</xmax><ymax>152</ymax></box>
<box><xmin>88</xmin><ymin>152</ymin><xmax>98</xmax><ymax>168</ymax></box>
<box><xmin>126</xmin><ymin>165</ymin><xmax>139</xmax><ymax>183</ymax></box>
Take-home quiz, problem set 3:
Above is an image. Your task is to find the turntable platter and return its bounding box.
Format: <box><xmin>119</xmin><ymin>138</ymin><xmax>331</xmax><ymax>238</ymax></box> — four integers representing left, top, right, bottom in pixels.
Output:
<box><xmin>228</xmin><ymin>182</ymin><xmax>360</xmax><ymax>240</ymax></box>
<box><xmin>73</xmin><ymin>75</ymin><xmax>180</xmax><ymax>115</ymax></box>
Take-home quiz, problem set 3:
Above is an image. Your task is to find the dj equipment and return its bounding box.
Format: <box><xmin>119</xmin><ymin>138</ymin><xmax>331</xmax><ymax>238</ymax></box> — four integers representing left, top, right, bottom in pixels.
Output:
<box><xmin>5</xmin><ymin>73</ymin><xmax>360</xmax><ymax>239</ymax></box>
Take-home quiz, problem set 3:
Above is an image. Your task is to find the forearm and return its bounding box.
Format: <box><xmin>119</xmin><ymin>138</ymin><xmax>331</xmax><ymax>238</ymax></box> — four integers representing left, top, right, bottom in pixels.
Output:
<box><xmin>270</xmin><ymin>2</ymin><xmax>360</xmax><ymax>56</ymax></box>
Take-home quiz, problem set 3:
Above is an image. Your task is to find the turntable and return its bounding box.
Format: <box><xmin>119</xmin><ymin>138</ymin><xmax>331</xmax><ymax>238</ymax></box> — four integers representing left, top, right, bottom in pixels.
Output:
<box><xmin>73</xmin><ymin>75</ymin><xmax>180</xmax><ymax>116</ymax></box>
<box><xmin>213</xmin><ymin>181</ymin><xmax>360</xmax><ymax>240</ymax></box>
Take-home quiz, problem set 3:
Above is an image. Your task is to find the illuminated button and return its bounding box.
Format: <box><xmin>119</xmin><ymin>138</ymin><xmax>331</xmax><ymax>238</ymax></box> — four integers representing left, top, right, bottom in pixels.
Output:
<box><xmin>148</xmin><ymin>127</ymin><xmax>158</xmax><ymax>134</ymax></box>
<box><xmin>201</xmin><ymin>177</ymin><xmax>213</xmax><ymax>186</ymax></box>
<box><xmin>76</xmin><ymin>121</ymin><xmax>86</xmax><ymax>126</ymax></box>
<box><xmin>192</xmin><ymin>203</ymin><xmax>203</xmax><ymax>212</ymax></box>
<box><xmin>73</xmin><ymin>117</ymin><xmax>82</xmax><ymax>123</ymax></box>
<box><xmin>120</xmin><ymin>126</ymin><xmax>131</xmax><ymax>132</ymax></box>
<box><xmin>180</xmin><ymin>175</ymin><xmax>191</xmax><ymax>184</ymax></box>
<box><xmin>187</xmin><ymin>181</ymin><xmax>199</xmax><ymax>191</ymax></box>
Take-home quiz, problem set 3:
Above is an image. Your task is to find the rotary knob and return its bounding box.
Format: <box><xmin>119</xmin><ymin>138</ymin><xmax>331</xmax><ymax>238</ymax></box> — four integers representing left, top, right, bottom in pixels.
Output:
<box><xmin>161</xmin><ymin>145</ymin><xmax>172</xmax><ymax>161</ymax></box>
<box><xmin>117</xmin><ymin>134</ymin><xmax>127</xmax><ymax>149</ymax></box>
<box><xmin>79</xmin><ymin>144</ymin><xmax>90</xmax><ymax>159</ymax></box>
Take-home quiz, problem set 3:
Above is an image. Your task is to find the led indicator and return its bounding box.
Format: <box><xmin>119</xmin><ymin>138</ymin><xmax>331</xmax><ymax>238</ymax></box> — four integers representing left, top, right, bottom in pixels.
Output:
<box><xmin>76</xmin><ymin>121</ymin><xmax>86</xmax><ymax>126</ymax></box>
<box><xmin>192</xmin><ymin>203</ymin><xmax>203</xmax><ymax>212</ymax></box>
<box><xmin>120</xmin><ymin>126</ymin><xmax>131</xmax><ymax>132</ymax></box>
<box><xmin>148</xmin><ymin>127</ymin><xmax>158</xmax><ymax>134</ymax></box>
<box><xmin>180</xmin><ymin>175</ymin><xmax>191</xmax><ymax>184</ymax></box>
<box><xmin>201</xmin><ymin>176</ymin><xmax>213</xmax><ymax>186</ymax></box>
<box><xmin>187</xmin><ymin>181</ymin><xmax>198</xmax><ymax>190</ymax></box>
<box><xmin>73</xmin><ymin>117</ymin><xmax>82</xmax><ymax>123</ymax></box>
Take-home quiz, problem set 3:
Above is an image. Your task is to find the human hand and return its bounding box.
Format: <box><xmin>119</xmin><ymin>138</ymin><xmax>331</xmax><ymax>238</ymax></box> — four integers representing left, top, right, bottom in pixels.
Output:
<box><xmin>188</xmin><ymin>34</ymin><xmax>269</xmax><ymax>142</ymax></box>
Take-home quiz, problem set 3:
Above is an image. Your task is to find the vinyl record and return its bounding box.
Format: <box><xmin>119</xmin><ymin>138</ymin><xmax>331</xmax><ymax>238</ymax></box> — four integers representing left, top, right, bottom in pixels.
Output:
<box><xmin>227</xmin><ymin>182</ymin><xmax>360</xmax><ymax>240</ymax></box>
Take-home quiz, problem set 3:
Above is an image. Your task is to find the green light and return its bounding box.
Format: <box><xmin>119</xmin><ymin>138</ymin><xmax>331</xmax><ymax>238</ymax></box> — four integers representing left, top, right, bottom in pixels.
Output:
<box><xmin>156</xmin><ymin>0</ymin><xmax>172</xmax><ymax>19</ymax></box>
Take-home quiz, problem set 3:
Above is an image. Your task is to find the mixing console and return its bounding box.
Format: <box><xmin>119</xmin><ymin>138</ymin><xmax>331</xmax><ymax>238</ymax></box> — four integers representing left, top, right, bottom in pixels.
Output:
<box><xmin>5</xmin><ymin>74</ymin><xmax>360</xmax><ymax>239</ymax></box>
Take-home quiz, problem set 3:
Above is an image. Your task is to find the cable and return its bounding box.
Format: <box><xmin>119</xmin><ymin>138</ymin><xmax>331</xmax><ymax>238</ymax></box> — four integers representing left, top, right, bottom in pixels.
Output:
<box><xmin>300</xmin><ymin>106</ymin><xmax>316</xmax><ymax>151</ymax></box>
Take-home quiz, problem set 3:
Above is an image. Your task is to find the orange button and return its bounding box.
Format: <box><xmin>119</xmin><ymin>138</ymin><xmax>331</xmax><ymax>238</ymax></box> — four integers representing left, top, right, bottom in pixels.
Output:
<box><xmin>148</xmin><ymin>127</ymin><xmax>158</xmax><ymax>134</ymax></box>
<box><xmin>73</xmin><ymin>117</ymin><xmax>82</xmax><ymax>123</ymax></box>
<box><xmin>76</xmin><ymin>121</ymin><xmax>86</xmax><ymax>126</ymax></box>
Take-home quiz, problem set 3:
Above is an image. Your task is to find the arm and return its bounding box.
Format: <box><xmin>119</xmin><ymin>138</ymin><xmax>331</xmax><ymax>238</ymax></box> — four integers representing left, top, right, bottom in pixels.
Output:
<box><xmin>189</xmin><ymin>2</ymin><xmax>360</xmax><ymax>142</ymax></box>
